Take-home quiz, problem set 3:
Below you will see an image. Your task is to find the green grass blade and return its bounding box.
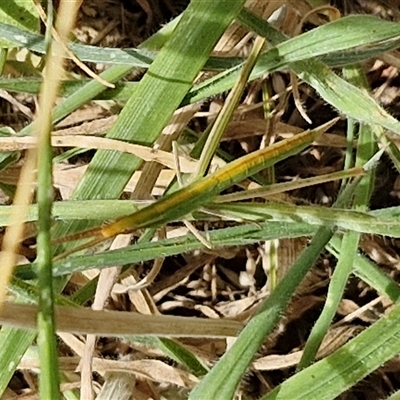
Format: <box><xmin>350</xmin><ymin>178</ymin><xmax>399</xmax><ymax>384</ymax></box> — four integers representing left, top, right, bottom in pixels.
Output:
<box><xmin>327</xmin><ymin>236</ymin><xmax>400</xmax><ymax>303</ymax></box>
<box><xmin>0</xmin><ymin>77</ymin><xmax>139</xmax><ymax>102</ymax></box>
<box><xmin>0</xmin><ymin>20</ymin><xmax>242</xmax><ymax>70</ymax></box>
<box><xmin>3</xmin><ymin>14</ymin><xmax>400</xmax><ymax>71</ymax></box>
<box><xmin>62</xmin><ymin>0</ymin><xmax>247</xmax><ymax>212</ymax></box>
<box><xmin>14</xmin><ymin>221</ymin><xmax>317</xmax><ymax>280</ymax></box>
<box><xmin>187</xmin><ymin>11</ymin><xmax>400</xmax><ymax>100</ymax></box>
<box><xmin>261</xmin><ymin>300</ymin><xmax>400</xmax><ymax>400</ymax></box>
<box><xmin>298</xmin><ymin>64</ymin><xmax>377</xmax><ymax>369</ymax></box>
<box><xmin>207</xmin><ymin>202</ymin><xmax>400</xmax><ymax>237</ymax></box>
<box><xmin>16</xmin><ymin>15</ymin><xmax>178</xmax><ymax>138</ymax></box>
<box><xmin>0</xmin><ymin>328</ymin><xmax>36</xmax><ymax>395</ymax></box>
<box><xmin>194</xmin><ymin>35</ymin><xmax>266</xmax><ymax>178</ymax></box>
<box><xmin>0</xmin><ymin>200</ymin><xmax>141</xmax><ymax>224</ymax></box>
<box><xmin>186</xmin><ymin>11</ymin><xmax>400</xmax><ymax>136</ymax></box>
<box><xmin>188</xmin><ymin>226</ymin><xmax>335</xmax><ymax>400</ymax></box>
<box><xmin>187</xmin><ymin>176</ymin><xmax>360</xmax><ymax>400</ymax></box>
<box><xmin>0</xmin><ymin>0</ymin><xmax>39</xmax><ymax>47</ymax></box>
<box><xmin>0</xmin><ymin>22</ymin><xmax>153</xmax><ymax>67</ymax></box>
<box><xmin>387</xmin><ymin>390</ymin><xmax>400</xmax><ymax>400</ymax></box>
<box><xmin>298</xmin><ymin>231</ymin><xmax>360</xmax><ymax>370</ymax></box>
<box><xmin>271</xmin><ymin>15</ymin><xmax>400</xmax><ymax>61</ymax></box>
<box><xmin>34</xmin><ymin>1</ymin><xmax>82</xmax><ymax>397</ymax></box>
<box><xmin>297</xmin><ymin>61</ymin><xmax>400</xmax><ymax>134</ymax></box>
<box><xmin>5</xmin><ymin>13</ymin><xmax>400</xmax><ymax>119</ymax></box>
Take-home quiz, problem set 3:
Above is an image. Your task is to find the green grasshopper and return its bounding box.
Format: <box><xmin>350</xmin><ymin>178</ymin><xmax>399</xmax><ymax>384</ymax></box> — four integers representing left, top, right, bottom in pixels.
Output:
<box><xmin>55</xmin><ymin>119</ymin><xmax>338</xmax><ymax>259</ymax></box>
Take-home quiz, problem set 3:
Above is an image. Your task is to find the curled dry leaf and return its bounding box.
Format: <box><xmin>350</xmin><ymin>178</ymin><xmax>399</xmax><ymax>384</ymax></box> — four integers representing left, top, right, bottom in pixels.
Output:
<box><xmin>253</xmin><ymin>325</ymin><xmax>363</xmax><ymax>371</ymax></box>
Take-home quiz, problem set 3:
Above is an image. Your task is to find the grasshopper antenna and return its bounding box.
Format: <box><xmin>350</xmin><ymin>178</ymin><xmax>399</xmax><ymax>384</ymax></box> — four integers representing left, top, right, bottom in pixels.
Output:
<box><xmin>53</xmin><ymin>234</ymin><xmax>111</xmax><ymax>261</ymax></box>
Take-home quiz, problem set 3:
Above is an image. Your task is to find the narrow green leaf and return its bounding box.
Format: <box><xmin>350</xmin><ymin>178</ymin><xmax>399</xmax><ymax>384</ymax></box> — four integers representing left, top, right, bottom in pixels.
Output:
<box><xmin>188</xmin><ymin>179</ymin><xmax>359</xmax><ymax>400</ymax></box>
<box><xmin>207</xmin><ymin>202</ymin><xmax>400</xmax><ymax>237</ymax></box>
<box><xmin>188</xmin><ymin>227</ymin><xmax>335</xmax><ymax>400</ymax></box>
<box><xmin>0</xmin><ymin>77</ymin><xmax>139</xmax><ymax>102</ymax></box>
<box><xmin>0</xmin><ymin>1</ymin><xmax>39</xmax><ymax>47</ymax></box>
<box><xmin>0</xmin><ymin>21</ymin><xmax>241</xmax><ymax>70</ymax></box>
<box><xmin>262</xmin><ymin>301</ymin><xmax>400</xmax><ymax>400</ymax></box>
<box><xmin>273</xmin><ymin>15</ymin><xmax>400</xmax><ymax>62</ymax></box>
<box><xmin>62</xmin><ymin>0</ymin><xmax>247</xmax><ymax>213</ymax></box>
<box><xmin>387</xmin><ymin>389</ymin><xmax>400</xmax><ymax>400</ymax></box>
<box><xmin>328</xmin><ymin>236</ymin><xmax>400</xmax><ymax>303</ymax></box>
<box><xmin>187</xmin><ymin>11</ymin><xmax>400</xmax><ymax>136</ymax></box>
<box><xmin>0</xmin><ymin>328</ymin><xmax>36</xmax><ymax>395</ymax></box>
<box><xmin>15</xmin><ymin>221</ymin><xmax>317</xmax><ymax>280</ymax></box>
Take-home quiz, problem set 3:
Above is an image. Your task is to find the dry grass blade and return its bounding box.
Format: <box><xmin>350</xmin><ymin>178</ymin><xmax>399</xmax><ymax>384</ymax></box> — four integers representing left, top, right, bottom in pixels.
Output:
<box><xmin>0</xmin><ymin>302</ymin><xmax>242</xmax><ymax>338</ymax></box>
<box><xmin>252</xmin><ymin>325</ymin><xmax>362</xmax><ymax>371</ymax></box>
<box><xmin>33</xmin><ymin>0</ymin><xmax>114</xmax><ymax>88</ymax></box>
<box><xmin>0</xmin><ymin>135</ymin><xmax>198</xmax><ymax>173</ymax></box>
